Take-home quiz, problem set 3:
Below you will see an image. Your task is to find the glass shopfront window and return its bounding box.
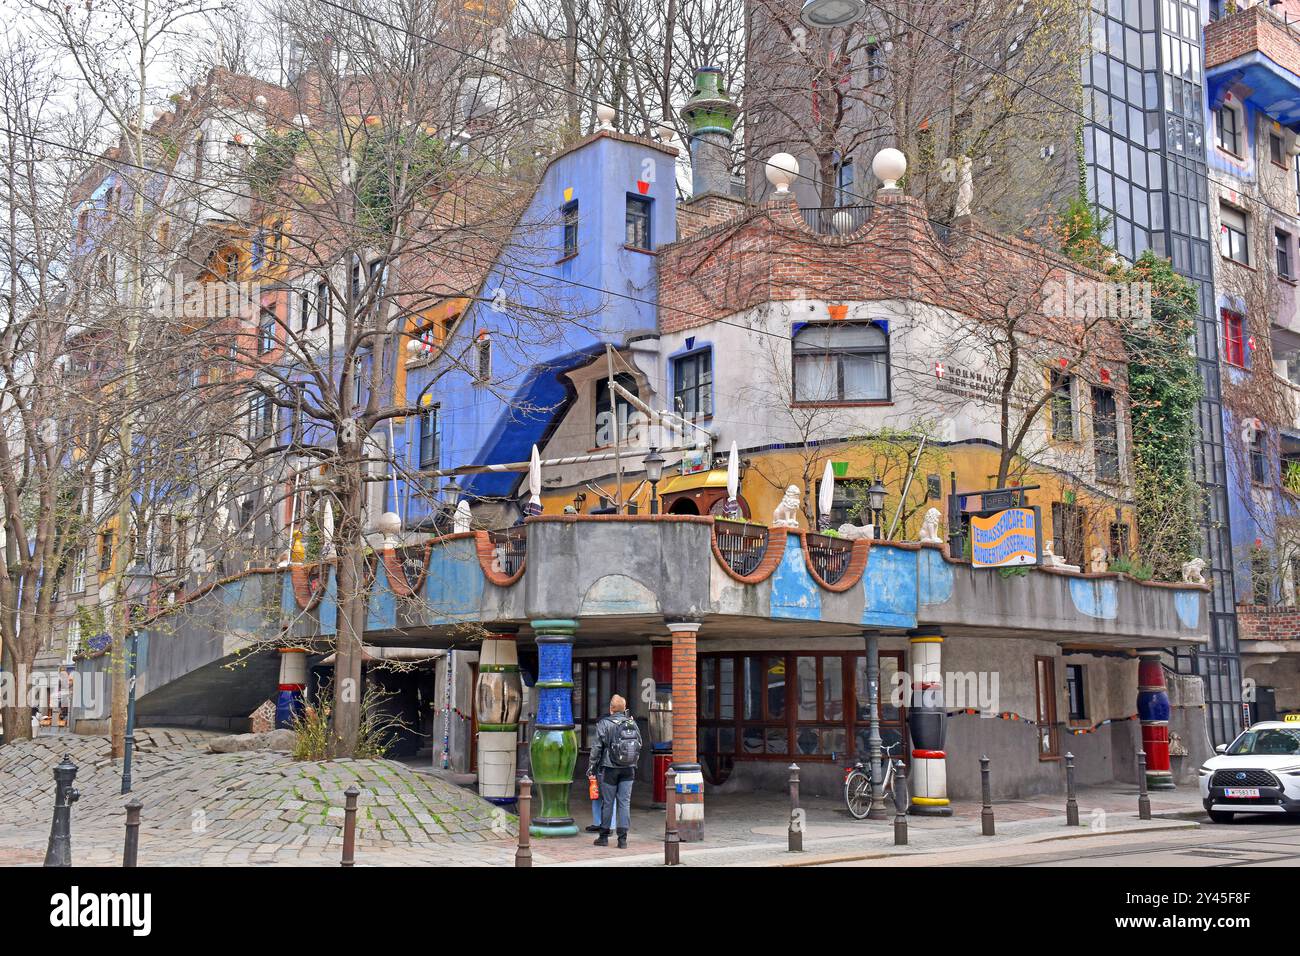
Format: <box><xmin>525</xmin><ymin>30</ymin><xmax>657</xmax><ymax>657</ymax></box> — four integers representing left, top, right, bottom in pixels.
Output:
<box><xmin>699</xmin><ymin>650</ymin><xmax>908</xmax><ymax>785</ymax></box>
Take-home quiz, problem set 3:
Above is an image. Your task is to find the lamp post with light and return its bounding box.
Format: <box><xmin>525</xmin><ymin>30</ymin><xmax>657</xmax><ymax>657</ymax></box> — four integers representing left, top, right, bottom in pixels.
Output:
<box><xmin>644</xmin><ymin>447</ymin><xmax>666</xmax><ymax>514</ymax></box>
<box><xmin>867</xmin><ymin>478</ymin><xmax>887</xmax><ymax>540</ymax></box>
<box><xmin>121</xmin><ymin>559</ymin><xmax>155</xmax><ymax>795</ymax></box>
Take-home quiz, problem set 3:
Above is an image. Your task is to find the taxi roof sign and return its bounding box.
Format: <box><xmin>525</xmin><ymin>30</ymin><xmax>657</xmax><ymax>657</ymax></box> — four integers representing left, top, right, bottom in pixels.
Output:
<box><xmin>1285</xmin><ymin>714</ymin><xmax>1300</xmax><ymax>722</ymax></box>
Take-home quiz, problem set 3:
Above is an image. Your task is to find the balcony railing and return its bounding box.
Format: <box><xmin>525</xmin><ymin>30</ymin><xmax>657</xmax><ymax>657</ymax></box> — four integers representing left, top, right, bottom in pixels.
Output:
<box><xmin>805</xmin><ymin>532</ymin><xmax>855</xmax><ymax>586</ymax></box>
<box><xmin>489</xmin><ymin>526</ymin><xmax>527</xmax><ymax>578</ymax></box>
<box><xmin>713</xmin><ymin>520</ymin><xmax>770</xmax><ymax>577</ymax></box>
<box><xmin>799</xmin><ymin>205</ymin><xmax>870</xmax><ymax>236</ymax></box>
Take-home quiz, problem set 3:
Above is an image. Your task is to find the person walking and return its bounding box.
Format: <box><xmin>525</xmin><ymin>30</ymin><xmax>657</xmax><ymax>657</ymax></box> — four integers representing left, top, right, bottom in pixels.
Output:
<box><xmin>587</xmin><ymin>694</ymin><xmax>642</xmax><ymax>848</ymax></box>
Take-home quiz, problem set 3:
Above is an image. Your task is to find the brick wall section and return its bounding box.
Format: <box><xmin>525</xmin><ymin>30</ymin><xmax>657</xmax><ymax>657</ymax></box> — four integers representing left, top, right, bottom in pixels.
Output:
<box><xmin>1205</xmin><ymin>5</ymin><xmax>1300</xmax><ymax>76</ymax></box>
<box><xmin>676</xmin><ymin>194</ymin><xmax>749</xmax><ymax>241</ymax></box>
<box><xmin>655</xmin><ymin>192</ymin><xmax>1126</xmax><ymax>363</ymax></box>
<box><xmin>670</xmin><ymin>631</ymin><xmax>698</xmax><ymax>764</ymax></box>
<box><xmin>1237</xmin><ymin>604</ymin><xmax>1300</xmax><ymax>642</ymax></box>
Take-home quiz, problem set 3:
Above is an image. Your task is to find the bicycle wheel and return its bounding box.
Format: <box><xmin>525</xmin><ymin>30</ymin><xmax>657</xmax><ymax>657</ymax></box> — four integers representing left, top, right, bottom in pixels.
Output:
<box><xmin>844</xmin><ymin>769</ymin><xmax>873</xmax><ymax>819</ymax></box>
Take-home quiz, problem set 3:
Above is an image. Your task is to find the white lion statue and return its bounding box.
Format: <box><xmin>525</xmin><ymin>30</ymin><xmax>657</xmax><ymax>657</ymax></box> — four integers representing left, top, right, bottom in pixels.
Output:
<box><xmin>772</xmin><ymin>485</ymin><xmax>803</xmax><ymax>528</ymax></box>
<box><xmin>1090</xmin><ymin>547</ymin><xmax>1108</xmax><ymax>574</ymax></box>
<box><xmin>918</xmin><ymin>507</ymin><xmax>942</xmax><ymax>544</ymax></box>
<box><xmin>1181</xmin><ymin>557</ymin><xmax>1207</xmax><ymax>585</ymax></box>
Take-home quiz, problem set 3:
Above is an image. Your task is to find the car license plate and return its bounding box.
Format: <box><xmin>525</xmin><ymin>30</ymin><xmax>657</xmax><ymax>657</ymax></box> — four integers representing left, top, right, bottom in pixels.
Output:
<box><xmin>1224</xmin><ymin>787</ymin><xmax>1260</xmax><ymax>798</ymax></box>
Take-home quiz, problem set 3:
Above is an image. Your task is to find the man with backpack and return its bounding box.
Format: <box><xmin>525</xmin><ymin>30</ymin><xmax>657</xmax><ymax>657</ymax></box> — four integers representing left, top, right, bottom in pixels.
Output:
<box><xmin>586</xmin><ymin>694</ymin><xmax>642</xmax><ymax>848</ymax></box>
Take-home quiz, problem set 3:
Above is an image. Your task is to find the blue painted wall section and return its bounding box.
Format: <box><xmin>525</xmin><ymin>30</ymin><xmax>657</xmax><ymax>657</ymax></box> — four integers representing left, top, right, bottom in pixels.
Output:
<box><xmin>1068</xmin><ymin>578</ymin><xmax>1119</xmax><ymax>620</ymax></box>
<box><xmin>1174</xmin><ymin>591</ymin><xmax>1201</xmax><ymax>631</ymax></box>
<box><xmin>861</xmin><ymin>546</ymin><xmax>919</xmax><ymax>630</ymax></box>
<box><xmin>917</xmin><ymin>547</ymin><xmax>954</xmax><ymax>607</ymax></box>
<box><xmin>366</xmin><ymin>560</ymin><xmax>398</xmax><ymax>632</ymax></box>
<box><xmin>769</xmin><ymin>535</ymin><xmax>822</xmax><ymax>620</ymax></box>
<box><xmin>423</xmin><ymin>540</ymin><xmax>487</xmax><ymax>624</ymax></box>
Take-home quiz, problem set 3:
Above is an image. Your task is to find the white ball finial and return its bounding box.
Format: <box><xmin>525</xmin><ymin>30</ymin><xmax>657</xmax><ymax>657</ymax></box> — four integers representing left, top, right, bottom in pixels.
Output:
<box><xmin>596</xmin><ymin>103</ymin><xmax>616</xmax><ymax>131</ymax></box>
<box><xmin>294</xmin><ymin>113</ymin><xmax>311</xmax><ymax>129</ymax></box>
<box><xmin>377</xmin><ymin>510</ymin><xmax>402</xmax><ymax>548</ymax></box>
<box><xmin>764</xmin><ymin>152</ymin><xmax>800</xmax><ymax>194</ymax></box>
<box><xmin>255</xmin><ymin>95</ymin><xmax>268</xmax><ymax>108</ymax></box>
<box><xmin>872</xmin><ymin>148</ymin><xmax>907</xmax><ymax>190</ymax></box>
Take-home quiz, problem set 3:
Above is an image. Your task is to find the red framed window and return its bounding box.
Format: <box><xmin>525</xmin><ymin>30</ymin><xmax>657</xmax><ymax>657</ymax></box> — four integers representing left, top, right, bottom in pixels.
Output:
<box><xmin>1222</xmin><ymin>309</ymin><xmax>1246</xmax><ymax>368</ymax></box>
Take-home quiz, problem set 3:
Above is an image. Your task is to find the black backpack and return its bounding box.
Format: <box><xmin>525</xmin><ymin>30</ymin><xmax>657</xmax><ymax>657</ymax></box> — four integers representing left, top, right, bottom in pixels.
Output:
<box><xmin>607</xmin><ymin>713</ymin><xmax>642</xmax><ymax>768</ymax></box>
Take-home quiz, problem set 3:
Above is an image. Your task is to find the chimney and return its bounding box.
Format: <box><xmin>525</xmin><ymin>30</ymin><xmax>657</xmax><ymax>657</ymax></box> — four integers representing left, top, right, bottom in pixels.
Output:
<box><xmin>679</xmin><ymin>66</ymin><xmax>738</xmax><ymax>200</ymax></box>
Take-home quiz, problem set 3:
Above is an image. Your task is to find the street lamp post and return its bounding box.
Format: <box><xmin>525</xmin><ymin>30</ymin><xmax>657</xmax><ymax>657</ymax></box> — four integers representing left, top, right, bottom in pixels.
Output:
<box><xmin>121</xmin><ymin>559</ymin><xmax>154</xmax><ymax>795</ymax></box>
<box><xmin>644</xmin><ymin>447</ymin><xmax>666</xmax><ymax>515</ymax></box>
<box><xmin>799</xmin><ymin>0</ymin><xmax>867</xmax><ymax>28</ymax></box>
<box><xmin>867</xmin><ymin>478</ymin><xmax>887</xmax><ymax>540</ymax></box>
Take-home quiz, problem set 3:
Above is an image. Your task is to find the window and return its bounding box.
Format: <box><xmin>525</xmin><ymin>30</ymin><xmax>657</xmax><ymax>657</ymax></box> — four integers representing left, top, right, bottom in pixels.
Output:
<box><xmin>561</xmin><ymin>200</ymin><xmax>578</xmax><ymax>258</ymax></box>
<box><xmin>1214</xmin><ymin>104</ymin><xmax>1240</xmax><ymax>155</ymax></box>
<box><xmin>865</xmin><ymin>44</ymin><xmax>884</xmax><ymax>82</ymax></box>
<box><xmin>1034</xmin><ymin>656</ymin><xmax>1060</xmax><ymax>758</ymax></box>
<box><xmin>71</xmin><ymin>548</ymin><xmax>86</xmax><ymax>593</ymax></box>
<box><xmin>1271</xmin><ymin>131</ymin><xmax>1286</xmax><ymax>167</ymax></box>
<box><xmin>1092</xmin><ymin>386</ymin><xmax>1119</xmax><ymax>480</ymax></box>
<box><xmin>834</xmin><ymin>157</ymin><xmax>855</xmax><ymax>206</ymax></box>
<box><xmin>792</xmin><ymin>322</ymin><xmax>889</xmax><ymax>403</ymax></box>
<box><xmin>819</xmin><ymin>478</ymin><xmax>876</xmax><ymax>527</ymax></box>
<box><xmin>572</xmin><ymin>657</ymin><xmax>638</xmax><ymax>750</ymax></box>
<box><xmin>673</xmin><ymin>349</ymin><xmax>712</xmax><ymax>420</ymax></box>
<box><xmin>1051</xmin><ymin>501</ymin><xmax>1085</xmax><ymax>568</ymax></box>
<box><xmin>298</xmin><ymin>289</ymin><xmax>310</xmax><ymax>331</ymax></box>
<box><xmin>175</xmin><ymin>517</ymin><xmax>189</xmax><ymax>565</ymax></box>
<box><xmin>258</xmin><ymin>307</ymin><xmax>277</xmax><ymax>353</ymax></box>
<box><xmin>625</xmin><ymin>195</ymin><xmax>652</xmax><ymax>250</ymax></box>
<box><xmin>1250</xmin><ymin>428</ymin><xmax>1269</xmax><ymax>485</ymax></box>
<box><xmin>1065</xmin><ymin>664</ymin><xmax>1087</xmax><ymax>722</ymax></box>
<box><xmin>194</xmin><ymin>131</ymin><xmax>205</xmax><ymax>178</ymax></box>
<box><xmin>223</xmin><ymin>250</ymin><xmax>239</xmax><ymax>281</ymax></box>
<box><xmin>99</xmin><ymin>530</ymin><xmax>114</xmax><ymax>571</ymax></box>
<box><xmin>251</xmin><ymin>230</ymin><xmax>265</xmax><ymax>269</ymax></box>
<box><xmin>1278</xmin><ymin>229</ymin><xmax>1293</xmax><ymax>279</ymax></box>
<box><xmin>1050</xmin><ymin>370</ymin><xmax>1074</xmax><ymax>441</ymax></box>
<box><xmin>249</xmin><ymin>394</ymin><xmax>274</xmax><ymax>440</ymax></box>
<box><xmin>1222</xmin><ymin>308</ymin><xmax>1246</xmax><ymax>367</ymax></box>
<box><xmin>1252</xmin><ymin>548</ymin><xmax>1272</xmax><ymax>605</ymax></box>
<box><xmin>1109</xmin><ymin>521</ymin><xmax>1130</xmax><ymax>559</ymax></box>
<box><xmin>475</xmin><ymin>334</ymin><xmax>492</xmax><ymax>383</ymax></box>
<box><xmin>418</xmin><ymin>406</ymin><xmax>439</xmax><ymax>469</ymax></box>
<box><xmin>314</xmin><ymin>279</ymin><xmax>329</xmax><ymax>328</ymax></box>
<box><xmin>1295</xmin><ymin>155</ymin><xmax>1300</xmax><ymax>215</ymax></box>
<box><xmin>1219</xmin><ymin>204</ymin><xmax>1249</xmax><ymax>264</ymax></box>
<box><xmin>594</xmin><ymin>373</ymin><xmax>638</xmax><ymax>446</ymax></box>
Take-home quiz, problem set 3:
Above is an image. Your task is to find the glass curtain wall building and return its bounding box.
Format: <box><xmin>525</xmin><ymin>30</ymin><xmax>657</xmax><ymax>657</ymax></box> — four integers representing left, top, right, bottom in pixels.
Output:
<box><xmin>1083</xmin><ymin>0</ymin><xmax>1242</xmax><ymax>744</ymax></box>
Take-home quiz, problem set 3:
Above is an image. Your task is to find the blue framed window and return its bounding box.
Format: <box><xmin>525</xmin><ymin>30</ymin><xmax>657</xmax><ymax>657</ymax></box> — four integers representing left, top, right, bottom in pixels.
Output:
<box><xmin>673</xmin><ymin>348</ymin><xmax>712</xmax><ymax>419</ymax></box>
<box><xmin>418</xmin><ymin>406</ymin><xmax>439</xmax><ymax>469</ymax></box>
<box><xmin>561</xmin><ymin>200</ymin><xmax>579</xmax><ymax>257</ymax></box>
<box><xmin>258</xmin><ymin>307</ymin><xmax>277</xmax><ymax>353</ymax></box>
<box><xmin>625</xmin><ymin>195</ymin><xmax>652</xmax><ymax>250</ymax></box>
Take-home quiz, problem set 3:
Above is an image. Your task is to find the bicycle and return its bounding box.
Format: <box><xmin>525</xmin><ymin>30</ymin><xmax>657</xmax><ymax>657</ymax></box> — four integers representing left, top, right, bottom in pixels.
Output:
<box><xmin>843</xmin><ymin>742</ymin><xmax>900</xmax><ymax>820</ymax></box>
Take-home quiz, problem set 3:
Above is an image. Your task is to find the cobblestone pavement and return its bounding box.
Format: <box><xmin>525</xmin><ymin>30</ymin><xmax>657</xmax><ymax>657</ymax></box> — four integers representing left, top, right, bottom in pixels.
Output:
<box><xmin>0</xmin><ymin>733</ymin><xmax>517</xmax><ymax>866</ymax></box>
<box><xmin>0</xmin><ymin>733</ymin><xmax>1210</xmax><ymax>866</ymax></box>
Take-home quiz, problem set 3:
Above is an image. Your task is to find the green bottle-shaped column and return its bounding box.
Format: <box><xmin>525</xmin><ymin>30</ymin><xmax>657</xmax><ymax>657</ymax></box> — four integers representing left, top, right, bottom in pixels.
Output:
<box><xmin>529</xmin><ymin>619</ymin><xmax>579</xmax><ymax>837</ymax></box>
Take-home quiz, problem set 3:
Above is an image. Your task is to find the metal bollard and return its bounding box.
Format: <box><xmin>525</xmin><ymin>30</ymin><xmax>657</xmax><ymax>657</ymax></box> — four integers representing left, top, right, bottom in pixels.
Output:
<box><xmin>787</xmin><ymin>763</ymin><xmax>803</xmax><ymax>853</ymax></box>
<box><xmin>664</xmin><ymin>768</ymin><xmax>680</xmax><ymax>866</ymax></box>
<box><xmin>122</xmin><ymin>798</ymin><xmax>142</xmax><ymax>868</ymax></box>
<box><xmin>515</xmin><ymin>775</ymin><xmax>533</xmax><ymax>868</ymax></box>
<box><xmin>1137</xmin><ymin>750</ymin><xmax>1152</xmax><ymax>821</ymax></box>
<box><xmin>980</xmin><ymin>754</ymin><xmax>995</xmax><ymax>837</ymax></box>
<box><xmin>892</xmin><ymin>759</ymin><xmax>909</xmax><ymax>846</ymax></box>
<box><xmin>1065</xmin><ymin>752</ymin><xmax>1079</xmax><ymax>826</ymax></box>
<box><xmin>44</xmin><ymin>755</ymin><xmax>80</xmax><ymax>867</ymax></box>
<box><xmin>341</xmin><ymin>784</ymin><xmax>359</xmax><ymax>867</ymax></box>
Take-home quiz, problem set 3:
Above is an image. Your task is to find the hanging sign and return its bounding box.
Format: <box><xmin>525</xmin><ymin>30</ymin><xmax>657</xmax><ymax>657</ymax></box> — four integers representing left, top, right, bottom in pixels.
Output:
<box><xmin>971</xmin><ymin>507</ymin><xmax>1041</xmax><ymax>568</ymax></box>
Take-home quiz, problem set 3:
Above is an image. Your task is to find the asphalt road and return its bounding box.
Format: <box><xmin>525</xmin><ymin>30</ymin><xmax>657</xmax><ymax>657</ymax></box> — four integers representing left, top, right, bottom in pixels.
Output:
<box><xmin>817</xmin><ymin>816</ymin><xmax>1300</xmax><ymax>867</ymax></box>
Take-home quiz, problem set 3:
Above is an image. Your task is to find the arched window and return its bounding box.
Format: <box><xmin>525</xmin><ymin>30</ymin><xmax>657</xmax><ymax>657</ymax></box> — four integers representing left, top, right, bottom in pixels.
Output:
<box><xmin>792</xmin><ymin>322</ymin><xmax>889</xmax><ymax>403</ymax></box>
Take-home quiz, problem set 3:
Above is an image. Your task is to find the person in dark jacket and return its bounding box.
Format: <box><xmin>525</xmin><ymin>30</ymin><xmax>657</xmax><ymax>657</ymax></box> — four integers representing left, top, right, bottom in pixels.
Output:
<box><xmin>586</xmin><ymin>694</ymin><xmax>641</xmax><ymax>848</ymax></box>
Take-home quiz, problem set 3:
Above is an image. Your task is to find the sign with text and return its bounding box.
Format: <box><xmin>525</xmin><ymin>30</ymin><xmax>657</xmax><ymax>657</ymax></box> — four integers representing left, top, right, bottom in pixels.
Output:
<box><xmin>971</xmin><ymin>507</ymin><xmax>1040</xmax><ymax>568</ymax></box>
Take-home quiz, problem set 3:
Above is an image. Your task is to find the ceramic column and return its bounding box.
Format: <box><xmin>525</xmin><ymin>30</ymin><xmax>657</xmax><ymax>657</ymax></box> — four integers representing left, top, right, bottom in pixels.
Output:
<box><xmin>476</xmin><ymin>625</ymin><xmax>523</xmax><ymax>805</ymax></box>
<box><xmin>668</xmin><ymin>620</ymin><xmax>704</xmax><ymax>842</ymax></box>
<box><xmin>1137</xmin><ymin>653</ymin><xmax>1175</xmax><ymax>790</ymax></box>
<box><xmin>907</xmin><ymin>628</ymin><xmax>952</xmax><ymax>815</ymax></box>
<box><xmin>275</xmin><ymin>648</ymin><xmax>309</xmax><ymax>729</ymax></box>
<box><xmin>529</xmin><ymin>619</ymin><xmax>579</xmax><ymax>837</ymax></box>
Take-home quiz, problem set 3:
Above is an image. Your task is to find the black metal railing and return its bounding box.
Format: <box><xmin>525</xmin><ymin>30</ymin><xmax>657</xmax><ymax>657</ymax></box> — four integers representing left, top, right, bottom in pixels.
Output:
<box><xmin>399</xmin><ymin>546</ymin><xmax>426</xmax><ymax>591</ymax></box>
<box><xmin>489</xmin><ymin>526</ymin><xmax>528</xmax><ymax>577</ymax></box>
<box><xmin>799</xmin><ymin>205</ymin><xmax>870</xmax><ymax>236</ymax></box>
<box><xmin>805</xmin><ymin>532</ymin><xmax>854</xmax><ymax>586</ymax></box>
<box><xmin>713</xmin><ymin>520</ymin><xmax>769</xmax><ymax>576</ymax></box>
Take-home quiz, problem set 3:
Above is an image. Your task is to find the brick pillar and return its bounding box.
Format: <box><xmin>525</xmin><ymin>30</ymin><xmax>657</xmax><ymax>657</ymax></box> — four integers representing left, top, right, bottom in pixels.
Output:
<box><xmin>667</xmin><ymin>621</ymin><xmax>703</xmax><ymax>841</ymax></box>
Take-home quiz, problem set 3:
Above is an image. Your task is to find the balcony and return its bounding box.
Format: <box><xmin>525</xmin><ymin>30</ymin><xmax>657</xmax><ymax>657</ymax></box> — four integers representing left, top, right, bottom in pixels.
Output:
<box><xmin>280</xmin><ymin>515</ymin><xmax>1210</xmax><ymax>649</ymax></box>
<box><xmin>1206</xmin><ymin>6</ymin><xmax>1300</xmax><ymax>128</ymax></box>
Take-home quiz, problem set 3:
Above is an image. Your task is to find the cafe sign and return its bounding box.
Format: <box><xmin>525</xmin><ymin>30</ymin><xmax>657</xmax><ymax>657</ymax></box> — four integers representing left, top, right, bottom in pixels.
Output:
<box><xmin>971</xmin><ymin>507</ymin><xmax>1041</xmax><ymax>568</ymax></box>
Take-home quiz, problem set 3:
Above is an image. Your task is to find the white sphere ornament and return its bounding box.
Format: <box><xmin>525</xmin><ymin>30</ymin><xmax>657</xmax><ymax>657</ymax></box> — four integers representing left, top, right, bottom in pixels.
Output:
<box><xmin>764</xmin><ymin>152</ymin><xmax>800</xmax><ymax>194</ymax></box>
<box><xmin>872</xmin><ymin>148</ymin><xmax>907</xmax><ymax>190</ymax></box>
<box><xmin>377</xmin><ymin>510</ymin><xmax>402</xmax><ymax>546</ymax></box>
<box><xmin>596</xmin><ymin>103</ymin><xmax>617</xmax><ymax>131</ymax></box>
